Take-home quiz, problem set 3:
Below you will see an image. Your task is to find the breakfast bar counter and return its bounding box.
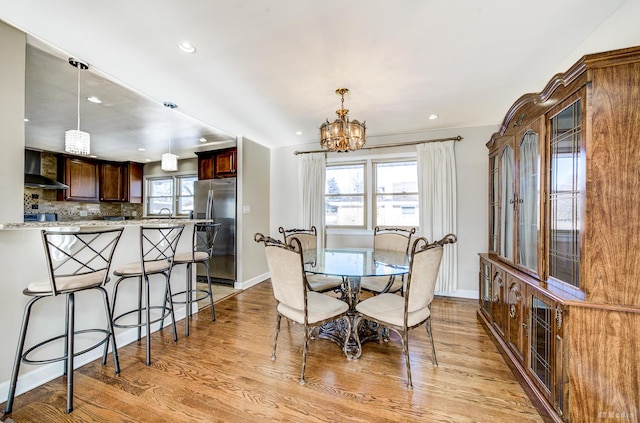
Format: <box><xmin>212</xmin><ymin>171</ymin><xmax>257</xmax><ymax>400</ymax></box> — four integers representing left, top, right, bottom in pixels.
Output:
<box><xmin>0</xmin><ymin>219</ymin><xmax>205</xmax><ymax>402</ymax></box>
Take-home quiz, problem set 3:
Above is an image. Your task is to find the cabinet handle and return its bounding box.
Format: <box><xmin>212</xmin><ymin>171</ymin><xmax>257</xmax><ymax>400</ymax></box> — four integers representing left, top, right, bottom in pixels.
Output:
<box><xmin>509</xmin><ymin>304</ymin><xmax>516</xmax><ymax>319</ymax></box>
<box><xmin>493</xmin><ymin>293</ymin><xmax>499</xmax><ymax>303</ymax></box>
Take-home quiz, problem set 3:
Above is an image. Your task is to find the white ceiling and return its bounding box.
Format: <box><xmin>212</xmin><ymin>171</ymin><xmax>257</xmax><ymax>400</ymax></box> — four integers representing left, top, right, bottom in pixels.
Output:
<box><xmin>0</xmin><ymin>0</ymin><xmax>631</xmax><ymax>162</ymax></box>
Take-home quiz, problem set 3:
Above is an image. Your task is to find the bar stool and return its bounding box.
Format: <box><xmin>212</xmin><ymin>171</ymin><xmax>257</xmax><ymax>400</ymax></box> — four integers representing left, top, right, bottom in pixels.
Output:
<box><xmin>5</xmin><ymin>227</ymin><xmax>124</xmax><ymax>414</ymax></box>
<box><xmin>110</xmin><ymin>224</ymin><xmax>184</xmax><ymax>366</ymax></box>
<box><xmin>172</xmin><ymin>222</ymin><xmax>221</xmax><ymax>336</ymax></box>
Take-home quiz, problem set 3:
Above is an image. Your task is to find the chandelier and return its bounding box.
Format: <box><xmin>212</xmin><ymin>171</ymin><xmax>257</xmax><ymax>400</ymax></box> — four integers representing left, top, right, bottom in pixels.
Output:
<box><xmin>319</xmin><ymin>88</ymin><xmax>366</xmax><ymax>152</ymax></box>
<box><xmin>64</xmin><ymin>59</ymin><xmax>90</xmax><ymax>155</ymax></box>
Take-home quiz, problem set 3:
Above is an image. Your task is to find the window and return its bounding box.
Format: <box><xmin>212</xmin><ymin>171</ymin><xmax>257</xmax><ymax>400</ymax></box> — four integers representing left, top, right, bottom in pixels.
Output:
<box><xmin>325</xmin><ymin>163</ymin><xmax>365</xmax><ymax>227</ymax></box>
<box><xmin>374</xmin><ymin>161</ymin><xmax>419</xmax><ymax>227</ymax></box>
<box><xmin>325</xmin><ymin>159</ymin><xmax>418</xmax><ymax>229</ymax></box>
<box><xmin>146</xmin><ymin>175</ymin><xmax>197</xmax><ymax>216</ymax></box>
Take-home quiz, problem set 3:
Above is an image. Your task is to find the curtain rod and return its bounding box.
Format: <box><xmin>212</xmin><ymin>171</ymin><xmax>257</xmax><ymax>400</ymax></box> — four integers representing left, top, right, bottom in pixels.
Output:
<box><xmin>293</xmin><ymin>135</ymin><xmax>463</xmax><ymax>155</ymax></box>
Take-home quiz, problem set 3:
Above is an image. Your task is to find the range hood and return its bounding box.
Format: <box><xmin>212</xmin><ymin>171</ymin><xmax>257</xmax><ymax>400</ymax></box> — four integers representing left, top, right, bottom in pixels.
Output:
<box><xmin>24</xmin><ymin>149</ymin><xmax>69</xmax><ymax>189</ymax></box>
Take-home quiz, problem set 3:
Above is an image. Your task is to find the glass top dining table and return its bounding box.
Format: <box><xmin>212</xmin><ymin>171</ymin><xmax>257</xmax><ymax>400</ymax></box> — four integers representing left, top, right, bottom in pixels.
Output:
<box><xmin>301</xmin><ymin>247</ymin><xmax>410</xmax><ymax>358</ymax></box>
<box><xmin>302</xmin><ymin>248</ymin><xmax>410</xmax><ymax>279</ymax></box>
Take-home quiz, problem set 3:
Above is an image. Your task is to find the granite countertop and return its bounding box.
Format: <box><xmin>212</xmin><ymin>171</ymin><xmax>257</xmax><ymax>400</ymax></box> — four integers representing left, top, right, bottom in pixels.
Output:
<box><xmin>0</xmin><ymin>218</ymin><xmax>211</xmax><ymax>230</ymax></box>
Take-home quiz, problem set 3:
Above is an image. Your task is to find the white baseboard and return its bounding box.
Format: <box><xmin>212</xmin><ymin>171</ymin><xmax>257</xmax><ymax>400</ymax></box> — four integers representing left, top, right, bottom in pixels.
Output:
<box><xmin>240</xmin><ymin>272</ymin><xmax>270</xmax><ymax>290</ymax></box>
<box><xmin>0</xmin><ymin>304</ymin><xmax>192</xmax><ymax>402</ymax></box>
<box><xmin>435</xmin><ymin>289</ymin><xmax>478</xmax><ymax>300</ymax></box>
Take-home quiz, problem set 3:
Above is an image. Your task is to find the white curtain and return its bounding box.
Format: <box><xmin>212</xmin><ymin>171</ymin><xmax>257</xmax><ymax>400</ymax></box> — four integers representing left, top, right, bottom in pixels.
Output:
<box><xmin>417</xmin><ymin>141</ymin><xmax>458</xmax><ymax>292</ymax></box>
<box><xmin>299</xmin><ymin>152</ymin><xmax>326</xmax><ymax>248</ymax></box>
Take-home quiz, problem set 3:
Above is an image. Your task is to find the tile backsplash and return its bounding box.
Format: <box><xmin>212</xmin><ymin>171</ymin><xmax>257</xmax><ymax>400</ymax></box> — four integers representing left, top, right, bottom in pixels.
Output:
<box><xmin>24</xmin><ymin>188</ymin><xmax>143</xmax><ymax>221</ymax></box>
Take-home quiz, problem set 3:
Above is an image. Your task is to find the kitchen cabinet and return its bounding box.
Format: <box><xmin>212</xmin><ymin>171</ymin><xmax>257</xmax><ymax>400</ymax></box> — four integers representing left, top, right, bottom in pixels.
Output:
<box><xmin>196</xmin><ymin>148</ymin><xmax>237</xmax><ymax>179</ymax></box>
<box><xmin>99</xmin><ymin>162</ymin><xmax>125</xmax><ymax>201</ymax></box>
<box><xmin>214</xmin><ymin>148</ymin><xmax>236</xmax><ymax>178</ymax></box>
<box><xmin>57</xmin><ymin>156</ymin><xmax>99</xmax><ymax>202</ymax></box>
<box><xmin>479</xmin><ymin>46</ymin><xmax>640</xmax><ymax>422</ymax></box>
<box><xmin>99</xmin><ymin>161</ymin><xmax>144</xmax><ymax>203</ymax></box>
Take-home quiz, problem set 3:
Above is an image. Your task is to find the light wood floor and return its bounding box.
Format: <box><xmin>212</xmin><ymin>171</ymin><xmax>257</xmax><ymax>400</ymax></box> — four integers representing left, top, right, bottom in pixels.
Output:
<box><xmin>1</xmin><ymin>282</ymin><xmax>544</xmax><ymax>423</ymax></box>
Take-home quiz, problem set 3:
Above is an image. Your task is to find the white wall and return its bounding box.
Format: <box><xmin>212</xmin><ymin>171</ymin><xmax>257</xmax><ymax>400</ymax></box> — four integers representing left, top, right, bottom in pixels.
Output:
<box><xmin>0</xmin><ymin>20</ymin><xmax>26</xmax><ymax>223</ymax></box>
<box><xmin>238</xmin><ymin>136</ymin><xmax>270</xmax><ymax>287</ymax></box>
<box><xmin>270</xmin><ymin>126</ymin><xmax>496</xmax><ymax>299</ymax></box>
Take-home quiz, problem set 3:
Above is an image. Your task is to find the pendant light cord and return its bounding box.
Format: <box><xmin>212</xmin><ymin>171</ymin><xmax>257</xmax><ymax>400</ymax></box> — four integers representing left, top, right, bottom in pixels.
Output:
<box><xmin>76</xmin><ymin>65</ymin><xmax>81</xmax><ymax>131</ymax></box>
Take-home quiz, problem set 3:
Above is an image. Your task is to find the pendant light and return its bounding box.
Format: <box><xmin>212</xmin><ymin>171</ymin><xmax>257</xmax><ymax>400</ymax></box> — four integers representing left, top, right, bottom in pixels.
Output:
<box><xmin>161</xmin><ymin>102</ymin><xmax>178</xmax><ymax>171</ymax></box>
<box><xmin>64</xmin><ymin>58</ymin><xmax>90</xmax><ymax>155</ymax></box>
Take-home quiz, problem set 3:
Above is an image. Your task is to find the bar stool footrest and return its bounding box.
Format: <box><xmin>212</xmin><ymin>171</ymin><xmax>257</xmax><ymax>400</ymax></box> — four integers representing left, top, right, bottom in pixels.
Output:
<box><xmin>171</xmin><ymin>289</ymin><xmax>212</xmax><ymax>305</ymax></box>
<box><xmin>22</xmin><ymin>328</ymin><xmax>111</xmax><ymax>366</ymax></box>
<box><xmin>112</xmin><ymin>306</ymin><xmax>174</xmax><ymax>329</ymax></box>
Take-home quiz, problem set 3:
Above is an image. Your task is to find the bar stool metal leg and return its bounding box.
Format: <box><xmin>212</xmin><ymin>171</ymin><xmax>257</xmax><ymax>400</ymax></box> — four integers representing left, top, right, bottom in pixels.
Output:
<box><xmin>4</xmin><ymin>296</ymin><xmax>39</xmax><ymax>414</ymax></box>
<box><xmin>66</xmin><ymin>292</ymin><xmax>75</xmax><ymax>413</ymax></box>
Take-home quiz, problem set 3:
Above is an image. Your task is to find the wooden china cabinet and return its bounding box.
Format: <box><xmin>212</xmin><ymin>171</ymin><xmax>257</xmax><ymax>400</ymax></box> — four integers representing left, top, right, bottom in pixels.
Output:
<box><xmin>479</xmin><ymin>46</ymin><xmax>640</xmax><ymax>422</ymax></box>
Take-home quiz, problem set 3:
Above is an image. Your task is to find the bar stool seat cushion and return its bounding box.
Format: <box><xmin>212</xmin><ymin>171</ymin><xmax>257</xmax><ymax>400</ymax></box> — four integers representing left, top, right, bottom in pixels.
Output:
<box><xmin>173</xmin><ymin>251</ymin><xmax>210</xmax><ymax>264</ymax></box>
<box><xmin>27</xmin><ymin>270</ymin><xmax>107</xmax><ymax>293</ymax></box>
<box><xmin>277</xmin><ymin>291</ymin><xmax>348</xmax><ymax>325</ymax></box>
<box><xmin>114</xmin><ymin>259</ymin><xmax>170</xmax><ymax>276</ymax></box>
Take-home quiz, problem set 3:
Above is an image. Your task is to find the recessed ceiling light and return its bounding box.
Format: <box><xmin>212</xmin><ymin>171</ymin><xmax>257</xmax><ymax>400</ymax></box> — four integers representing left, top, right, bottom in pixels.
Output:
<box><xmin>199</xmin><ymin>137</ymin><xmax>207</xmax><ymax>143</ymax></box>
<box><xmin>178</xmin><ymin>41</ymin><xmax>196</xmax><ymax>53</ymax></box>
<box><xmin>145</xmin><ymin>158</ymin><xmax>151</xmax><ymax>162</ymax></box>
<box><xmin>24</xmin><ymin>118</ymin><xmax>29</xmax><ymax>122</ymax></box>
<box><xmin>87</xmin><ymin>96</ymin><xmax>102</xmax><ymax>104</ymax></box>
<box><xmin>296</xmin><ymin>131</ymin><xmax>303</xmax><ymax>135</ymax></box>
<box><xmin>138</xmin><ymin>148</ymin><xmax>146</xmax><ymax>151</ymax></box>
<box><xmin>428</xmin><ymin>114</ymin><xmax>439</xmax><ymax>120</ymax></box>
<box><xmin>89</xmin><ymin>155</ymin><xmax>98</xmax><ymax>158</ymax></box>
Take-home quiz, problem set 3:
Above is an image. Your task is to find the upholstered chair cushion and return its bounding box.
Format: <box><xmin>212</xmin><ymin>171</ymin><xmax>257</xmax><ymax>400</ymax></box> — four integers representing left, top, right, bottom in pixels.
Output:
<box><xmin>266</xmin><ymin>244</ymin><xmax>305</xmax><ymax>310</ymax></box>
<box><xmin>114</xmin><ymin>259</ymin><xmax>171</xmax><ymax>276</ymax></box>
<box><xmin>278</xmin><ymin>291</ymin><xmax>349</xmax><ymax>325</ymax></box>
<box><xmin>27</xmin><ymin>270</ymin><xmax>107</xmax><ymax>293</ymax></box>
<box><xmin>359</xmin><ymin>275</ymin><xmax>403</xmax><ymax>293</ymax></box>
<box><xmin>355</xmin><ymin>293</ymin><xmax>430</xmax><ymax>327</ymax></box>
<box><xmin>306</xmin><ymin>274</ymin><xmax>343</xmax><ymax>292</ymax></box>
<box><xmin>374</xmin><ymin>232</ymin><xmax>411</xmax><ymax>253</ymax></box>
<box><xmin>407</xmin><ymin>246</ymin><xmax>443</xmax><ymax>313</ymax></box>
<box><xmin>286</xmin><ymin>233</ymin><xmax>317</xmax><ymax>251</ymax></box>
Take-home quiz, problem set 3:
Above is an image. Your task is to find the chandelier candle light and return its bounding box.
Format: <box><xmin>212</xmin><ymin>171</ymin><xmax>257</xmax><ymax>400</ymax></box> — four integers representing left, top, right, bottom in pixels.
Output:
<box><xmin>161</xmin><ymin>102</ymin><xmax>178</xmax><ymax>171</ymax></box>
<box><xmin>64</xmin><ymin>58</ymin><xmax>90</xmax><ymax>156</ymax></box>
<box><xmin>319</xmin><ymin>88</ymin><xmax>366</xmax><ymax>152</ymax></box>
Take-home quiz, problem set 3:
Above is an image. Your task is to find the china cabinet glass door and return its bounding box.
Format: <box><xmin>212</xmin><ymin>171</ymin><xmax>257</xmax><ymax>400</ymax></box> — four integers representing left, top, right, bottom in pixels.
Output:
<box><xmin>517</xmin><ymin>127</ymin><xmax>540</xmax><ymax>275</ymax></box>
<box><xmin>548</xmin><ymin>97</ymin><xmax>582</xmax><ymax>288</ymax></box>
<box><xmin>500</xmin><ymin>145</ymin><xmax>515</xmax><ymax>262</ymax></box>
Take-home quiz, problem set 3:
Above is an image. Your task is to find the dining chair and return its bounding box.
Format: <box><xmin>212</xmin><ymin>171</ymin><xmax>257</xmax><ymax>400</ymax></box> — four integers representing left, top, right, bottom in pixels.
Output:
<box><xmin>360</xmin><ymin>226</ymin><xmax>416</xmax><ymax>295</ymax></box>
<box><xmin>5</xmin><ymin>227</ymin><xmax>124</xmax><ymax>414</ymax></box>
<box><xmin>172</xmin><ymin>222</ymin><xmax>222</xmax><ymax>336</ymax></box>
<box><xmin>110</xmin><ymin>224</ymin><xmax>184</xmax><ymax>366</ymax></box>
<box><xmin>255</xmin><ymin>233</ymin><xmax>351</xmax><ymax>385</ymax></box>
<box><xmin>278</xmin><ymin>226</ymin><xmax>343</xmax><ymax>293</ymax></box>
<box><xmin>354</xmin><ymin>234</ymin><xmax>457</xmax><ymax>389</ymax></box>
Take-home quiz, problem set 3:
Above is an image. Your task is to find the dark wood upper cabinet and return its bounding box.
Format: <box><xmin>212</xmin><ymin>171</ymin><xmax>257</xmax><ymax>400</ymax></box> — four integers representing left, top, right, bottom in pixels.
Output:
<box><xmin>99</xmin><ymin>161</ymin><xmax>144</xmax><ymax>203</ymax></box>
<box><xmin>125</xmin><ymin>162</ymin><xmax>144</xmax><ymax>204</ymax></box>
<box><xmin>57</xmin><ymin>155</ymin><xmax>143</xmax><ymax>203</ymax></box>
<box><xmin>57</xmin><ymin>156</ymin><xmax>99</xmax><ymax>202</ymax></box>
<box><xmin>196</xmin><ymin>147</ymin><xmax>237</xmax><ymax>180</ymax></box>
<box><xmin>99</xmin><ymin>162</ymin><xmax>125</xmax><ymax>202</ymax></box>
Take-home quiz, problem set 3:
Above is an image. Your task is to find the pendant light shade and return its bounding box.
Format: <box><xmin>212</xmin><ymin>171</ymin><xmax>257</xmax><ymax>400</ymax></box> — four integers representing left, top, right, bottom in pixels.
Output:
<box><xmin>161</xmin><ymin>152</ymin><xmax>178</xmax><ymax>171</ymax></box>
<box><xmin>161</xmin><ymin>102</ymin><xmax>179</xmax><ymax>171</ymax></box>
<box><xmin>65</xmin><ymin>59</ymin><xmax>90</xmax><ymax>155</ymax></box>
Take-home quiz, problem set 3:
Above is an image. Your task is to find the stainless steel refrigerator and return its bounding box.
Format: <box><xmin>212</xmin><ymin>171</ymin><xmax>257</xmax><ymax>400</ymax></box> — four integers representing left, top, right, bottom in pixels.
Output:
<box><xmin>194</xmin><ymin>178</ymin><xmax>236</xmax><ymax>285</ymax></box>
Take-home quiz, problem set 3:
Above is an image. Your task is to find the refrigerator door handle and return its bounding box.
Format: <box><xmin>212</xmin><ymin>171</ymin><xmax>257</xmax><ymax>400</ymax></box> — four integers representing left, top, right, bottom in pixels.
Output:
<box><xmin>206</xmin><ymin>189</ymin><xmax>213</xmax><ymax>220</ymax></box>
